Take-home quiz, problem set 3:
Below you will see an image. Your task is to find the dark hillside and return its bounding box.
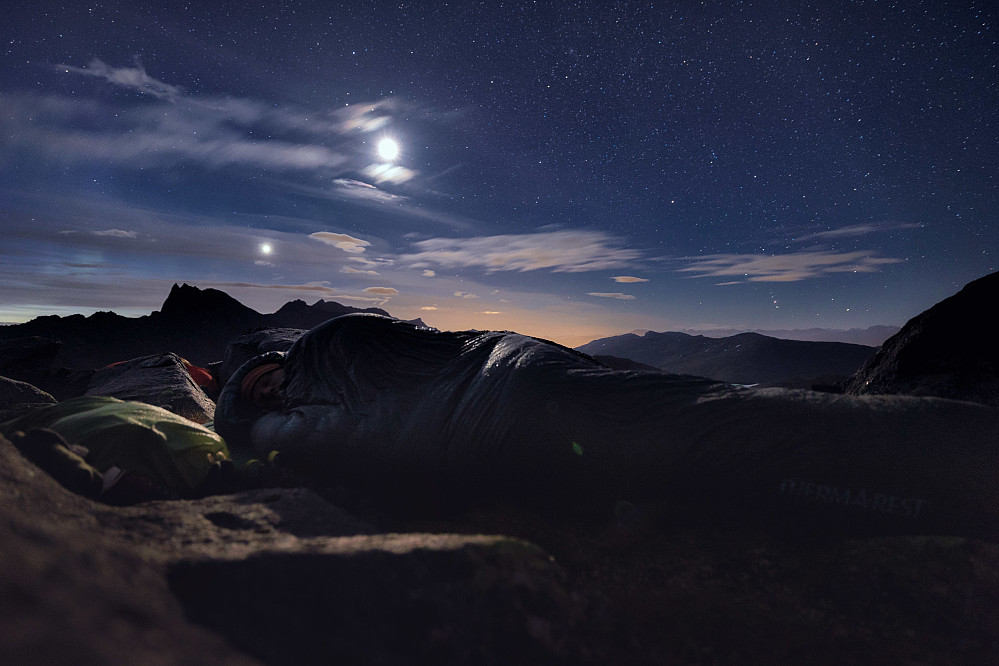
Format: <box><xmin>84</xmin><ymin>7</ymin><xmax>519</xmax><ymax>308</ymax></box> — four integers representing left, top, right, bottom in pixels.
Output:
<box><xmin>0</xmin><ymin>283</ymin><xmax>389</xmax><ymax>368</ymax></box>
<box><xmin>578</xmin><ymin>330</ymin><xmax>875</xmax><ymax>385</ymax></box>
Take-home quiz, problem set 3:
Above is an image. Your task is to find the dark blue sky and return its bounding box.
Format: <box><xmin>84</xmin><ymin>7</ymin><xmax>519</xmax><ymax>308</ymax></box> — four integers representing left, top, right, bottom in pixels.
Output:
<box><xmin>2</xmin><ymin>1</ymin><xmax>995</xmax><ymax>345</ymax></box>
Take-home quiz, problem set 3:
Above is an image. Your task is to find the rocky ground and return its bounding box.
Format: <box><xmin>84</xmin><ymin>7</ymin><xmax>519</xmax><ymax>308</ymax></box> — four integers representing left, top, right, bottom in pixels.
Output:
<box><xmin>3</xmin><ymin>429</ymin><xmax>998</xmax><ymax>665</ymax></box>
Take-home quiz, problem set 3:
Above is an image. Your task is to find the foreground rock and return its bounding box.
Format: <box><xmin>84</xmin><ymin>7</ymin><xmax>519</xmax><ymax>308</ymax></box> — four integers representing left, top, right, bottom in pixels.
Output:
<box><xmin>0</xmin><ymin>375</ymin><xmax>56</xmax><ymax>422</ymax></box>
<box><xmin>0</xmin><ymin>337</ymin><xmax>93</xmax><ymax>400</ymax></box>
<box><xmin>85</xmin><ymin>352</ymin><xmax>217</xmax><ymax>423</ymax></box>
<box><xmin>3</xmin><ymin>424</ymin><xmax>998</xmax><ymax>664</ymax></box>
<box><xmin>847</xmin><ymin>272</ymin><xmax>999</xmax><ymax>406</ymax></box>
<box><xmin>0</xmin><ymin>433</ymin><xmax>601</xmax><ymax>665</ymax></box>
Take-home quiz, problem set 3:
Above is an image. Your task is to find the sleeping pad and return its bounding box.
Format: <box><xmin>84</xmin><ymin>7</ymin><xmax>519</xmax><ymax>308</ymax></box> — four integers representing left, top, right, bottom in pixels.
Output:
<box><xmin>216</xmin><ymin>314</ymin><xmax>999</xmax><ymax>536</ymax></box>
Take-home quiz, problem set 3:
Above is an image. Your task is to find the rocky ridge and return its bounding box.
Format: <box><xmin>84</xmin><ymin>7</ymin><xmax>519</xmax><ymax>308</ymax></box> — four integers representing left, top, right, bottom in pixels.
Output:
<box><xmin>0</xmin><ymin>283</ymin><xmax>392</xmax><ymax>371</ymax></box>
<box><xmin>846</xmin><ymin>271</ymin><xmax>999</xmax><ymax>406</ymax></box>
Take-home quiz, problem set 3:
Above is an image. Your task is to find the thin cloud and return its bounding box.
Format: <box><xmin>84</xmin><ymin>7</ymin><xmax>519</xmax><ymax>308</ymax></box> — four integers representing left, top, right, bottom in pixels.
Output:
<box><xmin>678</xmin><ymin>250</ymin><xmax>902</xmax><ymax>282</ymax></box>
<box><xmin>3</xmin><ymin>60</ymin><xmax>423</xmax><ymax>181</ymax></box>
<box><xmin>92</xmin><ymin>229</ymin><xmax>139</xmax><ymax>238</ymax></box>
<box><xmin>58</xmin><ymin>228</ymin><xmax>139</xmax><ymax>238</ymax></box>
<box><xmin>795</xmin><ymin>222</ymin><xmax>921</xmax><ymax>242</ymax></box>
<box><xmin>309</xmin><ymin>232</ymin><xmax>371</xmax><ymax>254</ymax></box>
<box><xmin>588</xmin><ymin>292</ymin><xmax>636</xmax><ymax>300</ymax></box>
<box><xmin>363</xmin><ymin>287</ymin><xmax>399</xmax><ymax>296</ymax></box>
<box><xmin>612</xmin><ymin>275</ymin><xmax>648</xmax><ymax>283</ymax></box>
<box><xmin>404</xmin><ymin>230</ymin><xmax>641</xmax><ymax>273</ymax></box>
<box><xmin>331</xmin><ymin>178</ymin><xmax>403</xmax><ymax>202</ymax></box>
<box><xmin>58</xmin><ymin>58</ymin><xmax>183</xmax><ymax>99</ymax></box>
<box><xmin>363</xmin><ymin>163</ymin><xmax>418</xmax><ymax>184</ymax></box>
<box><xmin>341</xmin><ymin>266</ymin><xmax>380</xmax><ymax>275</ymax></box>
<box><xmin>202</xmin><ymin>280</ymin><xmax>393</xmax><ymax>306</ymax></box>
<box><xmin>204</xmin><ymin>281</ymin><xmax>341</xmax><ymax>294</ymax></box>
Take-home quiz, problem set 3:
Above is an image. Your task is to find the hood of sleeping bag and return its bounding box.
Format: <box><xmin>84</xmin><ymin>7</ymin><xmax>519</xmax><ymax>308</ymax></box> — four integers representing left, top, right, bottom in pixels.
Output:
<box><xmin>214</xmin><ymin>350</ymin><xmax>288</xmax><ymax>454</ymax></box>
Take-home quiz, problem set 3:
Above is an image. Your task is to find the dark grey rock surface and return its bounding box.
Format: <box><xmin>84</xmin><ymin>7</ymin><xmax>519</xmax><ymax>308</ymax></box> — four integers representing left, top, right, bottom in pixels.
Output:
<box><xmin>847</xmin><ymin>272</ymin><xmax>999</xmax><ymax>406</ymax></box>
<box><xmin>85</xmin><ymin>352</ymin><xmax>217</xmax><ymax>423</ymax></box>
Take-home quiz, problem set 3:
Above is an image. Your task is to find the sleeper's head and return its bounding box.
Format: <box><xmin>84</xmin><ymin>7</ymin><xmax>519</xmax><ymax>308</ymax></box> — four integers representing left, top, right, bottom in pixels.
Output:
<box><xmin>239</xmin><ymin>362</ymin><xmax>285</xmax><ymax>409</ymax></box>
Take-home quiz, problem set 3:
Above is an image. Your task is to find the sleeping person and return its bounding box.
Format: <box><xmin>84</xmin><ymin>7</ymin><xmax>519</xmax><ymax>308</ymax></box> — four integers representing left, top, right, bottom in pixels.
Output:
<box><xmin>216</xmin><ymin>314</ymin><xmax>999</xmax><ymax>536</ymax></box>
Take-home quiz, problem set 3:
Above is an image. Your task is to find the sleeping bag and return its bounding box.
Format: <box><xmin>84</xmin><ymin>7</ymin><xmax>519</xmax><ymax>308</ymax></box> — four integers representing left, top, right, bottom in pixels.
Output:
<box><xmin>216</xmin><ymin>314</ymin><xmax>999</xmax><ymax>536</ymax></box>
<box><xmin>3</xmin><ymin>396</ymin><xmax>235</xmax><ymax>497</ymax></box>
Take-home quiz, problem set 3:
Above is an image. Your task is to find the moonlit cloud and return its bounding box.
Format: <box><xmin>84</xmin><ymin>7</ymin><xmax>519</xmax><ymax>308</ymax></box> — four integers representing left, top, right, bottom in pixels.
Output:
<box><xmin>404</xmin><ymin>230</ymin><xmax>641</xmax><ymax>273</ymax></box>
<box><xmin>331</xmin><ymin>178</ymin><xmax>402</xmax><ymax>202</ymax></box>
<box><xmin>205</xmin><ymin>281</ymin><xmax>340</xmax><ymax>294</ymax></box>
<box><xmin>341</xmin><ymin>266</ymin><xmax>380</xmax><ymax>275</ymax></box>
<box><xmin>588</xmin><ymin>292</ymin><xmax>637</xmax><ymax>300</ymax></box>
<box><xmin>363</xmin><ymin>163</ymin><xmax>417</xmax><ymax>184</ymax></box>
<box><xmin>94</xmin><ymin>229</ymin><xmax>138</xmax><ymax>238</ymax></box>
<box><xmin>678</xmin><ymin>250</ymin><xmax>902</xmax><ymax>282</ymax></box>
<box><xmin>455</xmin><ymin>291</ymin><xmax>480</xmax><ymax>299</ymax></box>
<box><xmin>612</xmin><ymin>276</ymin><xmax>649</xmax><ymax>283</ymax></box>
<box><xmin>363</xmin><ymin>287</ymin><xmax>399</xmax><ymax>296</ymax></box>
<box><xmin>59</xmin><ymin>228</ymin><xmax>139</xmax><ymax>238</ymax></box>
<box><xmin>480</xmin><ymin>311</ymin><xmax>503</xmax><ymax>315</ymax></box>
<box><xmin>309</xmin><ymin>232</ymin><xmax>371</xmax><ymax>254</ymax></box>
<box><xmin>339</xmin><ymin>100</ymin><xmax>396</xmax><ymax>132</ymax></box>
<box><xmin>348</xmin><ymin>256</ymin><xmax>384</xmax><ymax>267</ymax></box>
<box><xmin>422</xmin><ymin>270</ymin><xmax>436</xmax><ymax>277</ymax></box>
<box><xmin>58</xmin><ymin>58</ymin><xmax>183</xmax><ymax>99</ymax></box>
<box><xmin>2</xmin><ymin>61</ymin><xmax>432</xmax><ymax>182</ymax></box>
<box><xmin>795</xmin><ymin>222</ymin><xmax>921</xmax><ymax>242</ymax></box>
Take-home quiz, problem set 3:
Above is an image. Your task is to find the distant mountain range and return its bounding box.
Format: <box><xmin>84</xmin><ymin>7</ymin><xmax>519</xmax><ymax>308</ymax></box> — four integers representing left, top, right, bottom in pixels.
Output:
<box><xmin>0</xmin><ymin>283</ymin><xmax>904</xmax><ymax>388</ymax></box>
<box><xmin>0</xmin><ymin>283</ymin><xmax>396</xmax><ymax>369</ymax></box>
<box><xmin>577</xmin><ymin>331</ymin><xmax>877</xmax><ymax>386</ymax></box>
<box><xmin>669</xmin><ymin>326</ymin><xmax>899</xmax><ymax>348</ymax></box>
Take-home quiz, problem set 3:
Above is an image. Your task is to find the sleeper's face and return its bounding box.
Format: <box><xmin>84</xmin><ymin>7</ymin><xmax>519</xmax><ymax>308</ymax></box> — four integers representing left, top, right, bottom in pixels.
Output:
<box><xmin>251</xmin><ymin>367</ymin><xmax>285</xmax><ymax>409</ymax></box>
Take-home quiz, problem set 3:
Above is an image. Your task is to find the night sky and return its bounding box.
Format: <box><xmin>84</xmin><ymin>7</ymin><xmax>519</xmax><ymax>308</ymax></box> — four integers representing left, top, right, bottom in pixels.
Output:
<box><xmin>3</xmin><ymin>1</ymin><xmax>995</xmax><ymax>346</ymax></box>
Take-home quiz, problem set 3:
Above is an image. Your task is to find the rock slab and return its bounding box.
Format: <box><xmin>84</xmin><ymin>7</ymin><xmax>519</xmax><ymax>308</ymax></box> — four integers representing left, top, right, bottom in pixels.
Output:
<box><xmin>847</xmin><ymin>272</ymin><xmax>999</xmax><ymax>405</ymax></box>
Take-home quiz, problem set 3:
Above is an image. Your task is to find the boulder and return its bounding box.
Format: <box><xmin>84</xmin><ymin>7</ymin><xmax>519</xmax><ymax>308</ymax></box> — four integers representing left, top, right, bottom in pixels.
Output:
<box><xmin>86</xmin><ymin>353</ymin><xmax>216</xmax><ymax>423</ymax></box>
<box><xmin>0</xmin><ymin>375</ymin><xmax>57</xmax><ymax>422</ymax></box>
<box><xmin>0</xmin><ymin>337</ymin><xmax>92</xmax><ymax>400</ymax></box>
<box><xmin>0</xmin><ymin>337</ymin><xmax>61</xmax><ymax>373</ymax></box>
<box><xmin>0</xmin><ymin>434</ymin><xmax>260</xmax><ymax>665</ymax></box>
<box><xmin>846</xmin><ymin>272</ymin><xmax>999</xmax><ymax>405</ymax></box>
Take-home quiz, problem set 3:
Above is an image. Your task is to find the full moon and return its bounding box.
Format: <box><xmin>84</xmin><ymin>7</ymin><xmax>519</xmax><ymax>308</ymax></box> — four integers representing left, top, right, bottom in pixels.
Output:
<box><xmin>377</xmin><ymin>137</ymin><xmax>400</xmax><ymax>162</ymax></box>
<box><xmin>260</xmin><ymin>243</ymin><xmax>272</xmax><ymax>254</ymax></box>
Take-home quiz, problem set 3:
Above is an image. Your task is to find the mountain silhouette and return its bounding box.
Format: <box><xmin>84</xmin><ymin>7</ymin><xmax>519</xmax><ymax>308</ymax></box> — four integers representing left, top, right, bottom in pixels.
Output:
<box><xmin>577</xmin><ymin>330</ymin><xmax>876</xmax><ymax>386</ymax></box>
<box><xmin>0</xmin><ymin>283</ymin><xmax>389</xmax><ymax>369</ymax></box>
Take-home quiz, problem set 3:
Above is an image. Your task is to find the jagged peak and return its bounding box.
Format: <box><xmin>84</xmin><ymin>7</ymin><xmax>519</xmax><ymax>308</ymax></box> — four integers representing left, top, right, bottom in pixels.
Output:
<box><xmin>160</xmin><ymin>283</ymin><xmax>261</xmax><ymax>317</ymax></box>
